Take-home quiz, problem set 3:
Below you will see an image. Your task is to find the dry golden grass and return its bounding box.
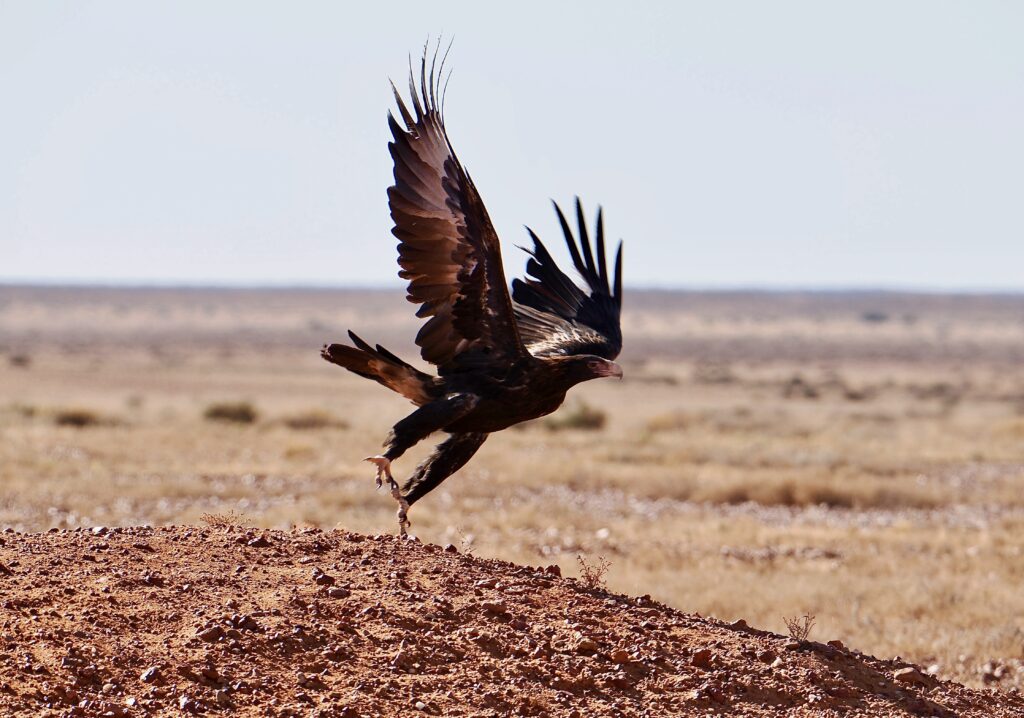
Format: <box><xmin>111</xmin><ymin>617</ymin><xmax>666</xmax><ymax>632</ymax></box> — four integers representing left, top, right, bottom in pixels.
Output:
<box><xmin>1</xmin><ymin>286</ymin><xmax>1023</xmax><ymax>690</ymax></box>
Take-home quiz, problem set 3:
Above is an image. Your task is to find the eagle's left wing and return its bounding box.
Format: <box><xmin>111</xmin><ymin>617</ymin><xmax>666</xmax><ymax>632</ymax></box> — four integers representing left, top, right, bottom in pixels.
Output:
<box><xmin>511</xmin><ymin>199</ymin><xmax>623</xmax><ymax>360</ymax></box>
<box><xmin>389</xmin><ymin>47</ymin><xmax>527</xmax><ymax>375</ymax></box>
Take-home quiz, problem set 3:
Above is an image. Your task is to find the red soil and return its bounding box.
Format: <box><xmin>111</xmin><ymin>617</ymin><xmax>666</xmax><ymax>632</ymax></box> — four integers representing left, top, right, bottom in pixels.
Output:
<box><xmin>1</xmin><ymin>526</ymin><xmax>1020</xmax><ymax>717</ymax></box>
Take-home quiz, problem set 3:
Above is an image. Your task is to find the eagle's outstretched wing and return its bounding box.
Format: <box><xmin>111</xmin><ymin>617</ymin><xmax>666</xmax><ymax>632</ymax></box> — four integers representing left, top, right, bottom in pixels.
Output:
<box><xmin>511</xmin><ymin>199</ymin><xmax>623</xmax><ymax>360</ymax></box>
<box><xmin>388</xmin><ymin>48</ymin><xmax>526</xmax><ymax>375</ymax></box>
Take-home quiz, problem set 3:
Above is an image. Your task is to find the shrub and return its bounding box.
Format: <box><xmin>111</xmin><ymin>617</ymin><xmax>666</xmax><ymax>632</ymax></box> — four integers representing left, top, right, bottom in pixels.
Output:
<box><xmin>281</xmin><ymin>409</ymin><xmax>348</xmax><ymax>430</ymax></box>
<box><xmin>783</xmin><ymin>614</ymin><xmax>816</xmax><ymax>642</ymax></box>
<box><xmin>645</xmin><ymin>411</ymin><xmax>692</xmax><ymax>433</ymax></box>
<box><xmin>204</xmin><ymin>401</ymin><xmax>258</xmax><ymax>424</ymax></box>
<box><xmin>53</xmin><ymin>408</ymin><xmax>102</xmax><ymax>428</ymax></box>
<box><xmin>545</xmin><ymin>402</ymin><xmax>606</xmax><ymax>432</ymax></box>
<box><xmin>576</xmin><ymin>554</ymin><xmax>611</xmax><ymax>590</ymax></box>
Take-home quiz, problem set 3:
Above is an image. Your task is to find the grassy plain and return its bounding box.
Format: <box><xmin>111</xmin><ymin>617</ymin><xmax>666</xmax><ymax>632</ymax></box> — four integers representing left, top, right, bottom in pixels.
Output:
<box><xmin>1</xmin><ymin>285</ymin><xmax>1023</xmax><ymax>689</ymax></box>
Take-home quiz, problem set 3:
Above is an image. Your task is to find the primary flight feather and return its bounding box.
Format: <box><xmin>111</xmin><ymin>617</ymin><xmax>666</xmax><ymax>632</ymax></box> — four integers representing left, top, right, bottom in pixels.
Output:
<box><xmin>321</xmin><ymin>47</ymin><xmax>625</xmax><ymax>534</ymax></box>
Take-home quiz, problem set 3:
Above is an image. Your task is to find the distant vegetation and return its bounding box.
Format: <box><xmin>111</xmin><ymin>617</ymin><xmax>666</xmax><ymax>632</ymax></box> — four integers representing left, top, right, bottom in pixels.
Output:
<box><xmin>203</xmin><ymin>401</ymin><xmax>258</xmax><ymax>424</ymax></box>
<box><xmin>53</xmin><ymin>408</ymin><xmax>104</xmax><ymax>428</ymax></box>
<box><xmin>280</xmin><ymin>409</ymin><xmax>348</xmax><ymax>431</ymax></box>
<box><xmin>544</xmin><ymin>402</ymin><xmax>607</xmax><ymax>431</ymax></box>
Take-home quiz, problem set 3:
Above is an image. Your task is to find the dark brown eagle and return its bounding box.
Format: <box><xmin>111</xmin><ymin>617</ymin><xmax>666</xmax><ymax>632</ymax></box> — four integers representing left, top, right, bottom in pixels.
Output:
<box><xmin>321</xmin><ymin>50</ymin><xmax>624</xmax><ymax>535</ymax></box>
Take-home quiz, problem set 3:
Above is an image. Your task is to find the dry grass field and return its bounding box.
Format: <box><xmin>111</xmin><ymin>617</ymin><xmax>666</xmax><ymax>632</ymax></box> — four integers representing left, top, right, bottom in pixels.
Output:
<box><xmin>2</xmin><ymin>285</ymin><xmax>1023</xmax><ymax>691</ymax></box>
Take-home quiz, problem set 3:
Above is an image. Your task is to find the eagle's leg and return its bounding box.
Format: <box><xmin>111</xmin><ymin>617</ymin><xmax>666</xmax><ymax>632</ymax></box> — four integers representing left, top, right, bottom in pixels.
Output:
<box><xmin>366</xmin><ymin>393</ymin><xmax>480</xmax><ymax>535</ymax></box>
<box><xmin>402</xmin><ymin>432</ymin><xmax>489</xmax><ymax>506</ymax></box>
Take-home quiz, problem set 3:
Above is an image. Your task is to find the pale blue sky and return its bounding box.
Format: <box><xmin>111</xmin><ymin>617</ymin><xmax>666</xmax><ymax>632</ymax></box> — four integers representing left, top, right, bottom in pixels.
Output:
<box><xmin>1</xmin><ymin>1</ymin><xmax>1022</xmax><ymax>289</ymax></box>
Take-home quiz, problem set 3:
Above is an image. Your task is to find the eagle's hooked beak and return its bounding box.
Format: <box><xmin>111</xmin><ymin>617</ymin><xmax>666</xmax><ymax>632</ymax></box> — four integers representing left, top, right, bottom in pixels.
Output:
<box><xmin>601</xmin><ymin>361</ymin><xmax>624</xmax><ymax>380</ymax></box>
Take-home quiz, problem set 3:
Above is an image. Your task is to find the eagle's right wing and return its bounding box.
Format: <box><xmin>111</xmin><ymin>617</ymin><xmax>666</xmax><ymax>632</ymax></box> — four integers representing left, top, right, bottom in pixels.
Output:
<box><xmin>511</xmin><ymin>199</ymin><xmax>623</xmax><ymax>360</ymax></box>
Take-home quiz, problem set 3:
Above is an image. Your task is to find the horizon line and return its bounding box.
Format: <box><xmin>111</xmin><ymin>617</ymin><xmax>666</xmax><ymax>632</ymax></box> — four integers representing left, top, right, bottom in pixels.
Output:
<box><xmin>1</xmin><ymin>278</ymin><xmax>1022</xmax><ymax>297</ymax></box>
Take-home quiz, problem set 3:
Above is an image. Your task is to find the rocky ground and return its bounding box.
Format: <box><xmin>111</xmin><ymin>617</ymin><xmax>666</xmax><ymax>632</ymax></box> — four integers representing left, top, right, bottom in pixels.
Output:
<box><xmin>1</xmin><ymin>526</ymin><xmax>1021</xmax><ymax>717</ymax></box>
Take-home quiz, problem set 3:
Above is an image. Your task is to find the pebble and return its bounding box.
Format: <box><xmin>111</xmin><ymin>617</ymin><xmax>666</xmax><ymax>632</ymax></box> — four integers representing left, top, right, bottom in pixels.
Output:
<box><xmin>691</xmin><ymin>647</ymin><xmax>714</xmax><ymax>668</ymax></box>
<box><xmin>313</xmin><ymin>569</ymin><xmax>335</xmax><ymax>586</ymax></box>
<box><xmin>140</xmin><ymin>667</ymin><xmax>161</xmax><ymax>683</ymax></box>
<box><xmin>894</xmin><ymin>666</ymin><xmax>930</xmax><ymax>686</ymax></box>
<box><xmin>197</xmin><ymin>626</ymin><xmax>223</xmax><ymax>642</ymax></box>
<box><xmin>481</xmin><ymin>600</ymin><xmax>508</xmax><ymax>615</ymax></box>
<box><xmin>327</xmin><ymin>587</ymin><xmax>350</xmax><ymax>599</ymax></box>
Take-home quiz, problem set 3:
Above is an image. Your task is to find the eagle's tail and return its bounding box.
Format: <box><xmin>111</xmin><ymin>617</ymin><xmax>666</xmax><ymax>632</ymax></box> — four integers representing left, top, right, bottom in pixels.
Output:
<box><xmin>321</xmin><ymin>331</ymin><xmax>436</xmax><ymax>406</ymax></box>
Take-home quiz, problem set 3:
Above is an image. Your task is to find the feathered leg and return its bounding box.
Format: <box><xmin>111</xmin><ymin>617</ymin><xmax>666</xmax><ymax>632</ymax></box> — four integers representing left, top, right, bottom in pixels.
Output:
<box><xmin>403</xmin><ymin>433</ymin><xmax>489</xmax><ymax>506</ymax></box>
<box><xmin>365</xmin><ymin>393</ymin><xmax>479</xmax><ymax>535</ymax></box>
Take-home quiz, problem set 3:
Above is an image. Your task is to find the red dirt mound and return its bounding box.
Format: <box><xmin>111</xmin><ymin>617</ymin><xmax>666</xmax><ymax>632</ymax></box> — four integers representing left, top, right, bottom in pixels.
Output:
<box><xmin>0</xmin><ymin>526</ymin><xmax>1019</xmax><ymax>717</ymax></box>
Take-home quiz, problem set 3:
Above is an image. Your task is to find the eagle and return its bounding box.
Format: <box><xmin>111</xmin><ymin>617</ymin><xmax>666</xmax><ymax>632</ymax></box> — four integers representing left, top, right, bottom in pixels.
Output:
<box><xmin>321</xmin><ymin>49</ymin><xmax>624</xmax><ymax>535</ymax></box>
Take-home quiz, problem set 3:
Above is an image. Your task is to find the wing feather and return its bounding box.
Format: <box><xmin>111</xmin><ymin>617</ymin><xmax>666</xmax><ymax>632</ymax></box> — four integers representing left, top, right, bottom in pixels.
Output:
<box><xmin>387</xmin><ymin>46</ymin><xmax>525</xmax><ymax>373</ymax></box>
<box><xmin>511</xmin><ymin>198</ymin><xmax>623</xmax><ymax>360</ymax></box>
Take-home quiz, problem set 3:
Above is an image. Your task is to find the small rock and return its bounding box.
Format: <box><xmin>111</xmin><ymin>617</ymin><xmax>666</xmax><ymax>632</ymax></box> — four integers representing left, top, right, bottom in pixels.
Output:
<box><xmin>215</xmin><ymin>689</ymin><xmax>231</xmax><ymax>706</ymax></box>
<box><xmin>327</xmin><ymin>587</ymin><xmax>350</xmax><ymax>599</ymax></box>
<box><xmin>91</xmin><ymin>526</ymin><xmax>108</xmax><ymax>536</ymax></box>
<box><xmin>414</xmin><ymin>701</ymin><xmax>427</xmax><ymax>711</ymax></box>
<box><xmin>443</xmin><ymin>543</ymin><xmax>458</xmax><ymax>553</ymax></box>
<box><xmin>197</xmin><ymin>626</ymin><xmax>223</xmax><ymax>642</ymax></box>
<box><xmin>246</xmin><ymin>535</ymin><xmax>271</xmax><ymax>548</ymax></box>
<box><xmin>783</xmin><ymin>640</ymin><xmax>802</xmax><ymax>651</ymax></box>
<box><xmin>544</xmin><ymin>564</ymin><xmax>562</xmax><ymax>578</ymax></box>
<box><xmin>576</xmin><ymin>637</ymin><xmax>599</xmax><ymax>653</ymax></box>
<box><xmin>313</xmin><ymin>569</ymin><xmax>335</xmax><ymax>586</ymax></box>
<box><xmin>894</xmin><ymin>666</ymin><xmax>930</xmax><ymax>686</ymax></box>
<box><xmin>140</xmin><ymin>667</ymin><xmax>161</xmax><ymax>684</ymax></box>
<box><xmin>609</xmin><ymin>649</ymin><xmax>630</xmax><ymax>664</ymax></box>
<box><xmin>691</xmin><ymin>647</ymin><xmax>714</xmax><ymax>668</ymax></box>
<box><xmin>827</xmin><ymin>639</ymin><xmax>845</xmax><ymax>650</ymax></box>
<box><xmin>201</xmin><ymin>666</ymin><xmax>220</xmax><ymax>682</ymax></box>
<box><xmin>481</xmin><ymin>600</ymin><xmax>508</xmax><ymax>615</ymax></box>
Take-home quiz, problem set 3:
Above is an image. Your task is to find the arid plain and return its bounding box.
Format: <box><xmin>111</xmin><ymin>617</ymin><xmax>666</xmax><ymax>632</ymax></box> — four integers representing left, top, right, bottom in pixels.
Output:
<box><xmin>2</xmin><ymin>285</ymin><xmax>1023</xmax><ymax>691</ymax></box>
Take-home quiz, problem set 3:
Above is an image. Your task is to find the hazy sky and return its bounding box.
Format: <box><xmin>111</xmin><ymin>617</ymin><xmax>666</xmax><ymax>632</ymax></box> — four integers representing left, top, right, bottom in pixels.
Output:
<box><xmin>2</xmin><ymin>2</ymin><xmax>1022</xmax><ymax>289</ymax></box>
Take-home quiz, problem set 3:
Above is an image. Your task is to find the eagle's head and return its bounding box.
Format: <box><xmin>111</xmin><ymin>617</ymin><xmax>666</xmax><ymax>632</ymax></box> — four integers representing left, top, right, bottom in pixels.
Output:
<box><xmin>552</xmin><ymin>355</ymin><xmax>623</xmax><ymax>386</ymax></box>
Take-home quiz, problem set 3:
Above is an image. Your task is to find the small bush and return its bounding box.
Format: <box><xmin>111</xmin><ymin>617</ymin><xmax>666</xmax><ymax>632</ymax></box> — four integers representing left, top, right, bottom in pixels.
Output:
<box><xmin>200</xmin><ymin>510</ymin><xmax>249</xmax><ymax>530</ymax></box>
<box><xmin>11</xmin><ymin>403</ymin><xmax>37</xmax><ymax>419</ymax></box>
<box><xmin>545</xmin><ymin>402</ymin><xmax>606</xmax><ymax>432</ymax></box>
<box><xmin>692</xmin><ymin>362</ymin><xmax>736</xmax><ymax>385</ymax></box>
<box><xmin>782</xmin><ymin>375</ymin><xmax>819</xmax><ymax>400</ymax></box>
<box><xmin>645</xmin><ymin>411</ymin><xmax>692</xmax><ymax>433</ymax></box>
<box><xmin>861</xmin><ymin>311</ymin><xmax>889</xmax><ymax>323</ymax></box>
<box><xmin>281</xmin><ymin>409</ymin><xmax>348</xmax><ymax>430</ymax></box>
<box><xmin>204</xmin><ymin>401</ymin><xmax>258</xmax><ymax>424</ymax></box>
<box><xmin>576</xmin><ymin>554</ymin><xmax>612</xmax><ymax>590</ymax></box>
<box><xmin>8</xmin><ymin>354</ymin><xmax>31</xmax><ymax>369</ymax></box>
<box><xmin>783</xmin><ymin>614</ymin><xmax>816</xmax><ymax>642</ymax></box>
<box><xmin>53</xmin><ymin>408</ymin><xmax>102</xmax><ymax>428</ymax></box>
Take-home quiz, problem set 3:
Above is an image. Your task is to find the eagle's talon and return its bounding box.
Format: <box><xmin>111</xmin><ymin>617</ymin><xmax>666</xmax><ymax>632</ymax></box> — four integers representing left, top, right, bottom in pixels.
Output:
<box><xmin>365</xmin><ymin>455</ymin><xmax>393</xmax><ymax>490</ymax></box>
